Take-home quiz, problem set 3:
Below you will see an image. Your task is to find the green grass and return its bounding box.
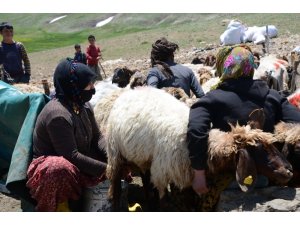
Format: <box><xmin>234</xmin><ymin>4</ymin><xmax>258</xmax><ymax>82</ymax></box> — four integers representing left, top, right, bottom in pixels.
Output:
<box><xmin>1</xmin><ymin>13</ymin><xmax>300</xmax><ymax>59</ymax></box>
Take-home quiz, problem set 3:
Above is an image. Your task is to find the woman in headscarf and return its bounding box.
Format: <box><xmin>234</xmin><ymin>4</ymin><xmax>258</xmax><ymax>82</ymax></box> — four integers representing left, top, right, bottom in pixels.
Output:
<box><xmin>187</xmin><ymin>45</ymin><xmax>300</xmax><ymax>209</ymax></box>
<box><xmin>147</xmin><ymin>37</ymin><xmax>204</xmax><ymax>98</ymax></box>
<box><xmin>26</xmin><ymin>59</ymin><xmax>107</xmax><ymax>211</ymax></box>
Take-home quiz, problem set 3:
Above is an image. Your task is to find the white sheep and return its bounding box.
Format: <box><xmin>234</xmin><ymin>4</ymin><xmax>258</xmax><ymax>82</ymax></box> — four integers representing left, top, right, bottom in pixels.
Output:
<box><xmin>103</xmin><ymin>87</ymin><xmax>292</xmax><ymax>211</ymax></box>
<box><xmin>106</xmin><ymin>87</ymin><xmax>192</xmax><ymax>198</ymax></box>
<box><xmin>201</xmin><ymin>77</ymin><xmax>220</xmax><ymax>94</ymax></box>
<box><xmin>90</xmin><ymin>76</ymin><xmax>120</xmax><ymax>108</ymax></box>
<box><xmin>253</xmin><ymin>55</ymin><xmax>289</xmax><ymax>91</ymax></box>
<box><xmin>94</xmin><ymin>88</ymin><xmax>126</xmax><ymax>134</ymax></box>
<box><xmin>287</xmin><ymin>88</ymin><xmax>300</xmax><ymax>109</ymax></box>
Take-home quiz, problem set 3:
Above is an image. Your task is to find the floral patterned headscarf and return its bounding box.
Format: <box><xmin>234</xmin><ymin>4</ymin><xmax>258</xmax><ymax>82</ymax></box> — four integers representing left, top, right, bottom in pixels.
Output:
<box><xmin>214</xmin><ymin>45</ymin><xmax>257</xmax><ymax>88</ymax></box>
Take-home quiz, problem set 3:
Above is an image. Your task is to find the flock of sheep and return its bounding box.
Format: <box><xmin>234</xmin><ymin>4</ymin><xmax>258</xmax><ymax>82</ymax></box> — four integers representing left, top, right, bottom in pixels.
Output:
<box><xmin>12</xmin><ymin>50</ymin><xmax>300</xmax><ymax>211</ymax></box>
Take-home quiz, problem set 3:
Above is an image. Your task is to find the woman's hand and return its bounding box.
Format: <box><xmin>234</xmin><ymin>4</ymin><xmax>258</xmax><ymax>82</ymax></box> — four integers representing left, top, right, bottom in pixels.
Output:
<box><xmin>192</xmin><ymin>169</ymin><xmax>209</xmax><ymax>195</ymax></box>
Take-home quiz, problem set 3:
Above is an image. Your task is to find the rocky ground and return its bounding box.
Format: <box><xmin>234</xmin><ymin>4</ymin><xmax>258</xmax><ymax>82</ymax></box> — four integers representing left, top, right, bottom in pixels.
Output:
<box><xmin>27</xmin><ymin>33</ymin><xmax>300</xmax><ymax>93</ymax></box>
<box><xmin>218</xmin><ymin>187</ymin><xmax>300</xmax><ymax>212</ymax></box>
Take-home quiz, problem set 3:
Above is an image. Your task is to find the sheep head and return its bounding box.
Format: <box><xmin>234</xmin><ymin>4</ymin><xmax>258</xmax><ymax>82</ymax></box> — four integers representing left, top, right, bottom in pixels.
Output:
<box><xmin>274</xmin><ymin>122</ymin><xmax>300</xmax><ymax>186</ymax></box>
<box><xmin>198</xmin><ymin>68</ymin><xmax>213</xmax><ymax>85</ymax></box>
<box><xmin>208</xmin><ymin>124</ymin><xmax>293</xmax><ymax>192</ymax></box>
<box><xmin>112</xmin><ymin>67</ymin><xmax>135</xmax><ymax>88</ymax></box>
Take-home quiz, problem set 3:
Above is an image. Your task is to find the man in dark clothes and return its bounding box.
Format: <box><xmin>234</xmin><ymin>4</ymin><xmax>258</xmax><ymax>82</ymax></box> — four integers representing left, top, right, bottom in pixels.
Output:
<box><xmin>74</xmin><ymin>44</ymin><xmax>87</xmax><ymax>65</ymax></box>
<box><xmin>26</xmin><ymin>59</ymin><xmax>107</xmax><ymax>211</ymax></box>
<box><xmin>0</xmin><ymin>22</ymin><xmax>31</xmax><ymax>83</ymax></box>
<box><xmin>187</xmin><ymin>45</ymin><xmax>300</xmax><ymax>196</ymax></box>
<box><xmin>147</xmin><ymin>37</ymin><xmax>204</xmax><ymax>98</ymax></box>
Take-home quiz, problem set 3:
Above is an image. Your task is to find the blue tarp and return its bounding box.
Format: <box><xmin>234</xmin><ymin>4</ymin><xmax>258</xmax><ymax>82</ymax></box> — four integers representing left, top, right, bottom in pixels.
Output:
<box><xmin>0</xmin><ymin>81</ymin><xmax>49</xmax><ymax>198</ymax></box>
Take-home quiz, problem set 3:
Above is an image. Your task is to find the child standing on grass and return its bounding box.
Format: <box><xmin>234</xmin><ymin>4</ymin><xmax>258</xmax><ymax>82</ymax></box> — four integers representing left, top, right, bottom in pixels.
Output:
<box><xmin>0</xmin><ymin>22</ymin><xmax>31</xmax><ymax>84</ymax></box>
<box><xmin>74</xmin><ymin>44</ymin><xmax>87</xmax><ymax>65</ymax></box>
<box><xmin>86</xmin><ymin>35</ymin><xmax>102</xmax><ymax>80</ymax></box>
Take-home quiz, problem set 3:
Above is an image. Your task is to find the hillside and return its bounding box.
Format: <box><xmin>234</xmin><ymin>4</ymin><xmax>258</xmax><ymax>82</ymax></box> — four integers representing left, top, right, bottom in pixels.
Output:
<box><xmin>0</xmin><ymin>13</ymin><xmax>300</xmax><ymax>57</ymax></box>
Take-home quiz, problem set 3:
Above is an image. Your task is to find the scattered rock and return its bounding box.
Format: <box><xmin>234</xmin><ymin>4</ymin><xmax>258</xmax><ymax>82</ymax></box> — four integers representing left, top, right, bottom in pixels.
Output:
<box><xmin>217</xmin><ymin>186</ymin><xmax>300</xmax><ymax>212</ymax></box>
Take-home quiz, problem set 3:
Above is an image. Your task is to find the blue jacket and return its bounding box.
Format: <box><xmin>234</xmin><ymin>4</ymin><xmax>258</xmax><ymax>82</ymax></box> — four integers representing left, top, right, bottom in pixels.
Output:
<box><xmin>147</xmin><ymin>62</ymin><xmax>204</xmax><ymax>98</ymax></box>
<box><xmin>74</xmin><ymin>52</ymin><xmax>87</xmax><ymax>65</ymax></box>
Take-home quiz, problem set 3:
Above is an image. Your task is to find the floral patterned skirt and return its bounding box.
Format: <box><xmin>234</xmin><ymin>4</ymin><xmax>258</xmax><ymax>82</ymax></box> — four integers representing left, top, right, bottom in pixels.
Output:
<box><xmin>26</xmin><ymin>156</ymin><xmax>104</xmax><ymax>211</ymax></box>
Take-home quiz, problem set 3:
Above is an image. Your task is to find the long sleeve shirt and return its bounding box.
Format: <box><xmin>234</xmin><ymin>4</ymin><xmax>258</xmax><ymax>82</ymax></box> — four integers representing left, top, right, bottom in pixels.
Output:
<box><xmin>147</xmin><ymin>62</ymin><xmax>205</xmax><ymax>98</ymax></box>
<box><xmin>0</xmin><ymin>41</ymin><xmax>31</xmax><ymax>77</ymax></box>
<box><xmin>33</xmin><ymin>98</ymin><xmax>107</xmax><ymax>177</ymax></box>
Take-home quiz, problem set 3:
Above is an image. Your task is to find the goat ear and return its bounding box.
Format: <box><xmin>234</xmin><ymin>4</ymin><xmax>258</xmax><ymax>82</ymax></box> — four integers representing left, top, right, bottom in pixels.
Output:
<box><xmin>281</xmin><ymin>143</ymin><xmax>291</xmax><ymax>158</ymax></box>
<box><xmin>235</xmin><ymin>148</ymin><xmax>257</xmax><ymax>192</ymax></box>
<box><xmin>248</xmin><ymin>108</ymin><xmax>265</xmax><ymax>129</ymax></box>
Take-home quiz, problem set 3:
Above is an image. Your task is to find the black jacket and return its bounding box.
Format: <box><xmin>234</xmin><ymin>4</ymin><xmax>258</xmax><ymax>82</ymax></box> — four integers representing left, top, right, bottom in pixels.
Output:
<box><xmin>187</xmin><ymin>78</ymin><xmax>300</xmax><ymax>170</ymax></box>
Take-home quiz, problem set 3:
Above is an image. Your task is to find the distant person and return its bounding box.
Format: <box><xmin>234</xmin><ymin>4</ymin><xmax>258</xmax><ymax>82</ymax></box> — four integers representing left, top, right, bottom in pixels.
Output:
<box><xmin>147</xmin><ymin>37</ymin><xmax>204</xmax><ymax>98</ymax></box>
<box><xmin>0</xmin><ymin>22</ymin><xmax>31</xmax><ymax>84</ymax></box>
<box><xmin>86</xmin><ymin>35</ymin><xmax>102</xmax><ymax>81</ymax></box>
<box><xmin>74</xmin><ymin>44</ymin><xmax>87</xmax><ymax>65</ymax></box>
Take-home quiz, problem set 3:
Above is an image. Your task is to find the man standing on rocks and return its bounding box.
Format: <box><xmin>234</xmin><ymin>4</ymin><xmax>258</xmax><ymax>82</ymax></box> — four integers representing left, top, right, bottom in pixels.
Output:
<box><xmin>0</xmin><ymin>22</ymin><xmax>31</xmax><ymax>84</ymax></box>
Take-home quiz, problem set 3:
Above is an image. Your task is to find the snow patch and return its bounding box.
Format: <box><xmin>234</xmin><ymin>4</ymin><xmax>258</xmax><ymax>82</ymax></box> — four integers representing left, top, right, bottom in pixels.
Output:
<box><xmin>49</xmin><ymin>15</ymin><xmax>67</xmax><ymax>24</ymax></box>
<box><xmin>95</xmin><ymin>16</ymin><xmax>114</xmax><ymax>28</ymax></box>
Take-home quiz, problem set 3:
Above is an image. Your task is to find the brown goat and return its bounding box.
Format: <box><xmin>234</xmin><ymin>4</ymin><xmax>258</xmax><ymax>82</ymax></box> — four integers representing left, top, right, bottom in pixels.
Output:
<box><xmin>129</xmin><ymin>72</ymin><xmax>147</xmax><ymax>89</ymax></box>
<box><xmin>197</xmin><ymin>68</ymin><xmax>213</xmax><ymax>85</ymax></box>
<box><xmin>162</xmin><ymin>87</ymin><xmax>189</xmax><ymax>102</ymax></box>
<box><xmin>191</xmin><ymin>55</ymin><xmax>216</xmax><ymax>67</ymax></box>
<box><xmin>274</xmin><ymin>122</ymin><xmax>300</xmax><ymax>187</ymax></box>
<box><xmin>204</xmin><ymin>54</ymin><xmax>216</xmax><ymax>67</ymax></box>
<box><xmin>162</xmin><ymin>87</ymin><xmax>197</xmax><ymax>107</ymax></box>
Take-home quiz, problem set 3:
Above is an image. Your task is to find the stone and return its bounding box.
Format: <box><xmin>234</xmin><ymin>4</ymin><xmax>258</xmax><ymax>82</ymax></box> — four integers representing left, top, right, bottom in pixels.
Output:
<box><xmin>217</xmin><ymin>186</ymin><xmax>300</xmax><ymax>212</ymax></box>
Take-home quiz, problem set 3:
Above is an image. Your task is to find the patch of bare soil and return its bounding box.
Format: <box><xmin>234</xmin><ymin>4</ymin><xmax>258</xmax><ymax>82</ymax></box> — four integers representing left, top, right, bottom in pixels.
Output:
<box><xmin>0</xmin><ymin>193</ymin><xmax>21</xmax><ymax>212</ymax></box>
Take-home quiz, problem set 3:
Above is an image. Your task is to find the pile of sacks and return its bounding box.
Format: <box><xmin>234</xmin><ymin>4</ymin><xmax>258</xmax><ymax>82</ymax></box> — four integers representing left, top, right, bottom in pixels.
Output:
<box><xmin>220</xmin><ymin>20</ymin><xmax>278</xmax><ymax>46</ymax></box>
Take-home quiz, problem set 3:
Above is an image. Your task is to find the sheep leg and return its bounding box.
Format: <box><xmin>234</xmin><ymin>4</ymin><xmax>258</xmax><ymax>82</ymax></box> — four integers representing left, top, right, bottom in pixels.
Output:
<box><xmin>200</xmin><ymin>173</ymin><xmax>234</xmax><ymax>211</ymax></box>
<box><xmin>140</xmin><ymin>170</ymin><xmax>160</xmax><ymax>211</ymax></box>
<box><xmin>108</xmin><ymin>165</ymin><xmax>122</xmax><ymax>211</ymax></box>
<box><xmin>109</xmin><ymin>170</ymin><xmax>122</xmax><ymax>212</ymax></box>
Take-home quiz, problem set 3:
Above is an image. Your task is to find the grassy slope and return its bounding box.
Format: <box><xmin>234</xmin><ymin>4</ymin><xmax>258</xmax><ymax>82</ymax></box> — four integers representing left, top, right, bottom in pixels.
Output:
<box><xmin>0</xmin><ymin>13</ymin><xmax>299</xmax><ymax>59</ymax></box>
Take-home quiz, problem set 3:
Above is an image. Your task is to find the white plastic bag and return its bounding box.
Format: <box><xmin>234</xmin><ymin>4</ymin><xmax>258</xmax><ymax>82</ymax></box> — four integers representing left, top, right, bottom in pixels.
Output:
<box><xmin>252</xmin><ymin>32</ymin><xmax>266</xmax><ymax>44</ymax></box>
<box><xmin>220</xmin><ymin>20</ymin><xmax>245</xmax><ymax>45</ymax></box>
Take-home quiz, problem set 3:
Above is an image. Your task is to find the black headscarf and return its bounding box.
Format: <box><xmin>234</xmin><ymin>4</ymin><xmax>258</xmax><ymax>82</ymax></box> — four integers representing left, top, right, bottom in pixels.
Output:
<box><xmin>150</xmin><ymin>37</ymin><xmax>179</xmax><ymax>79</ymax></box>
<box><xmin>54</xmin><ymin>59</ymin><xmax>96</xmax><ymax>107</ymax></box>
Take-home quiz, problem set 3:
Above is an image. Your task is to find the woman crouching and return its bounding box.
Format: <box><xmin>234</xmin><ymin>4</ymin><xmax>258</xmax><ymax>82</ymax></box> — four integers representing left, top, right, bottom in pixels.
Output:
<box><xmin>26</xmin><ymin>59</ymin><xmax>107</xmax><ymax>211</ymax></box>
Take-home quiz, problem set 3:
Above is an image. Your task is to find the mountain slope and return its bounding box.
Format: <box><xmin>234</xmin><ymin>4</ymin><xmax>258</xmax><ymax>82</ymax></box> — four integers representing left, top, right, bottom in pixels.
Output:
<box><xmin>0</xmin><ymin>13</ymin><xmax>299</xmax><ymax>55</ymax></box>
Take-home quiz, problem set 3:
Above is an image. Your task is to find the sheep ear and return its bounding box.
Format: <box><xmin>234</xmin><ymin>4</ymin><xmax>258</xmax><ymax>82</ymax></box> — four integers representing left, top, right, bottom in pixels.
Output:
<box><xmin>248</xmin><ymin>108</ymin><xmax>265</xmax><ymax>129</ymax></box>
<box><xmin>281</xmin><ymin>142</ymin><xmax>291</xmax><ymax>158</ymax></box>
<box><xmin>235</xmin><ymin>148</ymin><xmax>257</xmax><ymax>192</ymax></box>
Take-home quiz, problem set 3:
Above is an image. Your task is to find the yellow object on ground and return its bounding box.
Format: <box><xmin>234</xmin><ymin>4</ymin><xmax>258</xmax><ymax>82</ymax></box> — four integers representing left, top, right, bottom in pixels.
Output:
<box><xmin>128</xmin><ymin>203</ymin><xmax>142</xmax><ymax>212</ymax></box>
<box><xmin>56</xmin><ymin>201</ymin><xmax>71</xmax><ymax>212</ymax></box>
<box><xmin>244</xmin><ymin>175</ymin><xmax>253</xmax><ymax>185</ymax></box>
